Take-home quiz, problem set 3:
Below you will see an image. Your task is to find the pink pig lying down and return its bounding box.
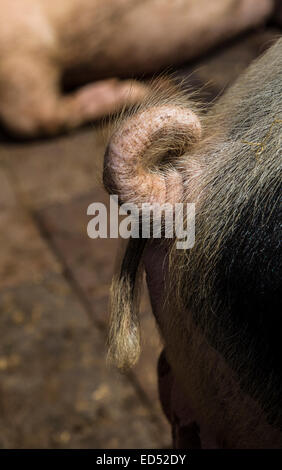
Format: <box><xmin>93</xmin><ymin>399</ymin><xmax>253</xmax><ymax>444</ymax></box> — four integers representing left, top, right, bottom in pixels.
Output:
<box><xmin>103</xmin><ymin>38</ymin><xmax>282</xmax><ymax>448</ymax></box>
<box><xmin>0</xmin><ymin>0</ymin><xmax>275</xmax><ymax>137</ymax></box>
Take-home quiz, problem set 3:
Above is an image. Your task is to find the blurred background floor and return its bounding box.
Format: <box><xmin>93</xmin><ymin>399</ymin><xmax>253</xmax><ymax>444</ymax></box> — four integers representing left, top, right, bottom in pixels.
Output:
<box><xmin>0</xmin><ymin>28</ymin><xmax>279</xmax><ymax>448</ymax></box>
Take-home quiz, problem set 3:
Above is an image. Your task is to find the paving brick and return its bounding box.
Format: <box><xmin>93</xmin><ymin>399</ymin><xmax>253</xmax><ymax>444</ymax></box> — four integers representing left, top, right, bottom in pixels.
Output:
<box><xmin>0</xmin><ymin>172</ymin><xmax>60</xmax><ymax>288</ymax></box>
<box><xmin>1</xmin><ymin>127</ymin><xmax>106</xmax><ymax>210</ymax></box>
<box><xmin>36</xmin><ymin>192</ymin><xmax>171</xmax><ymax>443</ymax></box>
<box><xmin>0</xmin><ymin>274</ymin><xmax>166</xmax><ymax>448</ymax></box>
<box><xmin>36</xmin><ymin>189</ymin><xmax>116</xmax><ymax>324</ymax></box>
<box><xmin>0</xmin><ymin>154</ymin><xmax>61</xmax><ymax>288</ymax></box>
<box><xmin>0</xmin><ymin>167</ymin><xmax>17</xmax><ymax>210</ymax></box>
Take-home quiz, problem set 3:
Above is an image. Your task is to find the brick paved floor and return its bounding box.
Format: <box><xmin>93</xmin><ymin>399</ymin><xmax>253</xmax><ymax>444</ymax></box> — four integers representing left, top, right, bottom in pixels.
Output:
<box><xmin>0</xmin><ymin>29</ymin><xmax>279</xmax><ymax>448</ymax></box>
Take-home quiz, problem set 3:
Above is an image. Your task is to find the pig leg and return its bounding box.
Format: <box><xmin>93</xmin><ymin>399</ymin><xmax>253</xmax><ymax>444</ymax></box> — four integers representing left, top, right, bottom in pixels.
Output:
<box><xmin>0</xmin><ymin>56</ymin><xmax>147</xmax><ymax>137</ymax></box>
<box><xmin>58</xmin><ymin>79</ymin><xmax>148</xmax><ymax>130</ymax></box>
